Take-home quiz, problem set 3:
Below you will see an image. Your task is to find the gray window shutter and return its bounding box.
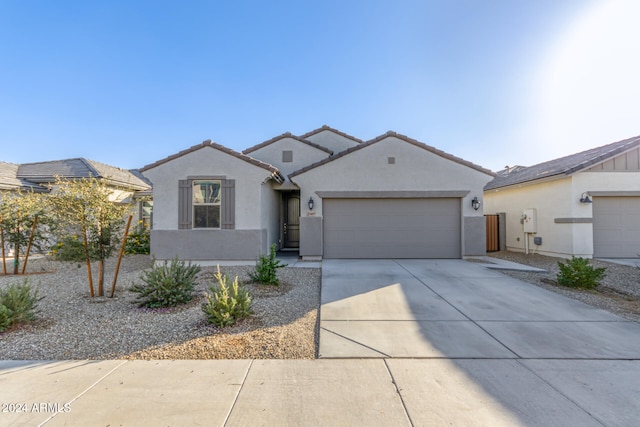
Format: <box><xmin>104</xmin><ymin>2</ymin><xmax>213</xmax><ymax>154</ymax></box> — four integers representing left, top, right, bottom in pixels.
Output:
<box><xmin>178</xmin><ymin>180</ymin><xmax>192</xmax><ymax>229</ymax></box>
<box><xmin>221</xmin><ymin>179</ymin><xmax>235</xmax><ymax>229</ymax></box>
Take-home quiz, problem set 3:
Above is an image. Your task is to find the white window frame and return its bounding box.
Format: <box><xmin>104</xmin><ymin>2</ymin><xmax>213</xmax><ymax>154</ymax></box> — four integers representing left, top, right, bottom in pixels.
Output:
<box><xmin>193</xmin><ymin>180</ymin><xmax>221</xmax><ymax>229</ymax></box>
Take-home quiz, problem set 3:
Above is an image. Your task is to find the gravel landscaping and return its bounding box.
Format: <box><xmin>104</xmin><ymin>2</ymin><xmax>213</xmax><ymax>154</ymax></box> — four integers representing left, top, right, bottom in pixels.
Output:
<box><xmin>486</xmin><ymin>251</ymin><xmax>640</xmax><ymax>322</ymax></box>
<box><xmin>2</xmin><ymin>251</ymin><xmax>638</xmax><ymax>360</ymax></box>
<box><xmin>0</xmin><ymin>255</ymin><xmax>320</xmax><ymax>360</ymax></box>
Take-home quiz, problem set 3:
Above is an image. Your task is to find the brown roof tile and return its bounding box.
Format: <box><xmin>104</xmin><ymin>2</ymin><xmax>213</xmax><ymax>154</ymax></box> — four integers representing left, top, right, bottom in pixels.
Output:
<box><xmin>300</xmin><ymin>125</ymin><xmax>364</xmax><ymax>144</ymax></box>
<box><xmin>242</xmin><ymin>132</ymin><xmax>333</xmax><ymax>155</ymax></box>
<box><xmin>289</xmin><ymin>131</ymin><xmax>495</xmax><ymax>178</ymax></box>
<box><xmin>140</xmin><ymin>140</ymin><xmax>284</xmax><ymax>183</ymax></box>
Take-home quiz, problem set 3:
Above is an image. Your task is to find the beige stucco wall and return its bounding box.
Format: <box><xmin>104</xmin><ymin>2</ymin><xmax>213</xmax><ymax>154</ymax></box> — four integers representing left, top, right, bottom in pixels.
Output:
<box><xmin>142</xmin><ymin>146</ymin><xmax>274</xmax><ymax>231</ymax></box>
<box><xmin>261</xmin><ymin>180</ymin><xmax>281</xmax><ymax>249</ymax></box>
<box><xmin>303</xmin><ymin>130</ymin><xmax>360</xmax><ymax>154</ymax></box>
<box><xmin>484</xmin><ymin>178</ymin><xmax>579</xmax><ymax>257</ymax></box>
<box><xmin>573</xmin><ymin>171</ymin><xmax>640</xmax><ymax>194</ymax></box>
<box><xmin>247</xmin><ymin>137</ymin><xmax>330</xmax><ymax>178</ymax></box>
<box><xmin>291</xmin><ymin>136</ymin><xmax>493</xmax><ymax>257</ymax></box>
<box><xmin>292</xmin><ymin>137</ymin><xmax>490</xmax><ymax>218</ymax></box>
<box><xmin>484</xmin><ymin>170</ymin><xmax>640</xmax><ymax>258</ymax></box>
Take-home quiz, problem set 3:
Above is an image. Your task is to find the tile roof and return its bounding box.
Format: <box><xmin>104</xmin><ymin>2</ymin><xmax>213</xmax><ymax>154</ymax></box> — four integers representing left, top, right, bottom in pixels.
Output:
<box><xmin>299</xmin><ymin>125</ymin><xmax>364</xmax><ymax>144</ymax></box>
<box><xmin>485</xmin><ymin>135</ymin><xmax>640</xmax><ymax>190</ymax></box>
<box><xmin>0</xmin><ymin>161</ymin><xmax>48</xmax><ymax>192</ymax></box>
<box><xmin>242</xmin><ymin>132</ymin><xmax>333</xmax><ymax>155</ymax></box>
<box><xmin>289</xmin><ymin>131</ymin><xmax>495</xmax><ymax>178</ymax></box>
<box><xmin>17</xmin><ymin>158</ymin><xmax>150</xmax><ymax>190</ymax></box>
<box><xmin>140</xmin><ymin>140</ymin><xmax>284</xmax><ymax>183</ymax></box>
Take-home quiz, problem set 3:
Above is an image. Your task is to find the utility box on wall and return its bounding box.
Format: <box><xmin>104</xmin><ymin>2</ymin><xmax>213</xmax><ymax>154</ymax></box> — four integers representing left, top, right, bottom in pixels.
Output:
<box><xmin>522</xmin><ymin>208</ymin><xmax>537</xmax><ymax>233</ymax></box>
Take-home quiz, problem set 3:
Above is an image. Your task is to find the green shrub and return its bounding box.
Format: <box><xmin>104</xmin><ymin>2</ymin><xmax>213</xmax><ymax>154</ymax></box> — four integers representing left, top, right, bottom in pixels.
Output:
<box><xmin>249</xmin><ymin>244</ymin><xmax>286</xmax><ymax>286</ymax></box>
<box><xmin>130</xmin><ymin>257</ymin><xmax>201</xmax><ymax>308</ymax></box>
<box><xmin>0</xmin><ymin>278</ymin><xmax>41</xmax><ymax>330</ymax></box>
<box><xmin>202</xmin><ymin>266</ymin><xmax>252</xmax><ymax>327</ymax></box>
<box><xmin>0</xmin><ymin>305</ymin><xmax>12</xmax><ymax>332</ymax></box>
<box><xmin>125</xmin><ymin>221</ymin><xmax>151</xmax><ymax>255</ymax></box>
<box><xmin>556</xmin><ymin>257</ymin><xmax>606</xmax><ymax>289</ymax></box>
<box><xmin>50</xmin><ymin>235</ymin><xmax>86</xmax><ymax>261</ymax></box>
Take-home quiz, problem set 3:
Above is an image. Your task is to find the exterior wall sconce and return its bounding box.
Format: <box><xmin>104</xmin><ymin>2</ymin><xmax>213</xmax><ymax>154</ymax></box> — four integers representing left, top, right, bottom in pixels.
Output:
<box><xmin>579</xmin><ymin>192</ymin><xmax>592</xmax><ymax>204</ymax></box>
<box><xmin>471</xmin><ymin>196</ymin><xmax>481</xmax><ymax>211</ymax></box>
<box><xmin>308</xmin><ymin>197</ymin><xmax>315</xmax><ymax>210</ymax></box>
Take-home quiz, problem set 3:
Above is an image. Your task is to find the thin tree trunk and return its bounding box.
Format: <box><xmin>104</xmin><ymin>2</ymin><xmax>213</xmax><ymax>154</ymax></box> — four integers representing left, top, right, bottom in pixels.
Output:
<box><xmin>82</xmin><ymin>225</ymin><xmax>95</xmax><ymax>298</ymax></box>
<box><xmin>0</xmin><ymin>222</ymin><xmax>6</xmax><ymax>275</ymax></box>
<box><xmin>111</xmin><ymin>214</ymin><xmax>133</xmax><ymax>298</ymax></box>
<box><xmin>21</xmin><ymin>215</ymin><xmax>38</xmax><ymax>275</ymax></box>
<box><xmin>98</xmin><ymin>255</ymin><xmax>104</xmax><ymax>297</ymax></box>
<box><xmin>13</xmin><ymin>243</ymin><xmax>19</xmax><ymax>275</ymax></box>
<box><xmin>13</xmin><ymin>212</ymin><xmax>20</xmax><ymax>274</ymax></box>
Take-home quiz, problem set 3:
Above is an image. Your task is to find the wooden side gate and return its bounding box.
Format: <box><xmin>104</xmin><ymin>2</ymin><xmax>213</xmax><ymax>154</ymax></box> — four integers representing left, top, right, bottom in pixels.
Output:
<box><xmin>485</xmin><ymin>214</ymin><xmax>500</xmax><ymax>252</ymax></box>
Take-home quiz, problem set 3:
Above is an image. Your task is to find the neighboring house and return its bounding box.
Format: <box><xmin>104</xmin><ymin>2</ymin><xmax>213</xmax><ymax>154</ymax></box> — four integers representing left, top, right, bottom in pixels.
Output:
<box><xmin>1</xmin><ymin>158</ymin><xmax>152</xmax><ymax>256</ymax></box>
<box><xmin>0</xmin><ymin>161</ymin><xmax>48</xmax><ymax>193</ymax></box>
<box><xmin>1</xmin><ymin>158</ymin><xmax>152</xmax><ymax>221</ymax></box>
<box><xmin>484</xmin><ymin>135</ymin><xmax>640</xmax><ymax>259</ymax></box>
<box><xmin>17</xmin><ymin>157</ymin><xmax>151</xmax><ymax>200</ymax></box>
<box><xmin>141</xmin><ymin>126</ymin><xmax>495</xmax><ymax>262</ymax></box>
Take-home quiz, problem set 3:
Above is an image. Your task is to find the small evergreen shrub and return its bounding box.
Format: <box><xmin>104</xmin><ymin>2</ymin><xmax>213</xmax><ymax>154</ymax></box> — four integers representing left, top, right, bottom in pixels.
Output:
<box><xmin>0</xmin><ymin>305</ymin><xmax>12</xmax><ymax>332</ymax></box>
<box><xmin>202</xmin><ymin>266</ymin><xmax>252</xmax><ymax>327</ymax></box>
<box><xmin>131</xmin><ymin>257</ymin><xmax>201</xmax><ymax>308</ymax></box>
<box><xmin>125</xmin><ymin>221</ymin><xmax>151</xmax><ymax>255</ymax></box>
<box><xmin>556</xmin><ymin>257</ymin><xmax>606</xmax><ymax>289</ymax></box>
<box><xmin>249</xmin><ymin>244</ymin><xmax>286</xmax><ymax>286</ymax></box>
<box><xmin>0</xmin><ymin>278</ymin><xmax>41</xmax><ymax>331</ymax></box>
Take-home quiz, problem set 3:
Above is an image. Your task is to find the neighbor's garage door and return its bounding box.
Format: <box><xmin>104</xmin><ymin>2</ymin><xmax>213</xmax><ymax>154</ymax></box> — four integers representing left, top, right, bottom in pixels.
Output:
<box><xmin>593</xmin><ymin>197</ymin><xmax>640</xmax><ymax>258</ymax></box>
<box><xmin>323</xmin><ymin>198</ymin><xmax>461</xmax><ymax>259</ymax></box>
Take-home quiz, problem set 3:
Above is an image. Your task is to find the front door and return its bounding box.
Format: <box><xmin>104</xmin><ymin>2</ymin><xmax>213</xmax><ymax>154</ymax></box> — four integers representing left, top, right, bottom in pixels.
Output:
<box><xmin>283</xmin><ymin>194</ymin><xmax>300</xmax><ymax>248</ymax></box>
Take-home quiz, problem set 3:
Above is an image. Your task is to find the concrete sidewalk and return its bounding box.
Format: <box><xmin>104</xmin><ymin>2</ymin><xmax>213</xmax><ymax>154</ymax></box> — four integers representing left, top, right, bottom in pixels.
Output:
<box><xmin>2</xmin><ymin>358</ymin><xmax>638</xmax><ymax>426</ymax></box>
<box><xmin>2</xmin><ymin>258</ymin><xmax>639</xmax><ymax>426</ymax></box>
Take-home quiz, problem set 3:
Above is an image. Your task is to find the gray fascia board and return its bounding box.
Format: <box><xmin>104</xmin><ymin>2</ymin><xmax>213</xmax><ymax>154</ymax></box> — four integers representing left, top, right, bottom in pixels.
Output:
<box><xmin>315</xmin><ymin>190</ymin><xmax>470</xmax><ymax>198</ymax></box>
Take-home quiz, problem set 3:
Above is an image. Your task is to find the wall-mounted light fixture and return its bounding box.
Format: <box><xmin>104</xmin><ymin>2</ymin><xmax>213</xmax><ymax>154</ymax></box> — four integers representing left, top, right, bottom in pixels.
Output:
<box><xmin>579</xmin><ymin>192</ymin><xmax>592</xmax><ymax>204</ymax></box>
<box><xmin>308</xmin><ymin>197</ymin><xmax>314</xmax><ymax>210</ymax></box>
<box><xmin>471</xmin><ymin>196</ymin><xmax>481</xmax><ymax>211</ymax></box>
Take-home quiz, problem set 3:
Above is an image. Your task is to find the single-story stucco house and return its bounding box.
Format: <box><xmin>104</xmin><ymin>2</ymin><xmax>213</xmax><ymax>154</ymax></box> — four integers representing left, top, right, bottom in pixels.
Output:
<box><xmin>484</xmin><ymin>135</ymin><xmax>640</xmax><ymax>259</ymax></box>
<box><xmin>0</xmin><ymin>158</ymin><xmax>152</xmax><ymax>222</ymax></box>
<box><xmin>140</xmin><ymin>126</ymin><xmax>495</xmax><ymax>262</ymax></box>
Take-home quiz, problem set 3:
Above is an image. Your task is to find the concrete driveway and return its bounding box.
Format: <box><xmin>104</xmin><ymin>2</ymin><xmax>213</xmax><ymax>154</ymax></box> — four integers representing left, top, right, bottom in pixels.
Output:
<box><xmin>319</xmin><ymin>259</ymin><xmax>640</xmax><ymax>426</ymax></box>
<box><xmin>2</xmin><ymin>259</ymin><xmax>639</xmax><ymax>426</ymax></box>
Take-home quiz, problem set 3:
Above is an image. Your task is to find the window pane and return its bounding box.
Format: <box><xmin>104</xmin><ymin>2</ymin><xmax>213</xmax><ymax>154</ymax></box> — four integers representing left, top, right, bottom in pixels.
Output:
<box><xmin>194</xmin><ymin>205</ymin><xmax>220</xmax><ymax>228</ymax></box>
<box><xmin>193</xmin><ymin>181</ymin><xmax>221</xmax><ymax>204</ymax></box>
<box><xmin>142</xmin><ymin>201</ymin><xmax>153</xmax><ymax>217</ymax></box>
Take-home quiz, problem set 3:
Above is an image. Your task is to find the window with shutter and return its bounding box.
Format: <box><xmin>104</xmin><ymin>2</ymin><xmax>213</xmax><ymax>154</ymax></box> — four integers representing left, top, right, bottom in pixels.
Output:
<box><xmin>178</xmin><ymin>178</ymin><xmax>235</xmax><ymax>229</ymax></box>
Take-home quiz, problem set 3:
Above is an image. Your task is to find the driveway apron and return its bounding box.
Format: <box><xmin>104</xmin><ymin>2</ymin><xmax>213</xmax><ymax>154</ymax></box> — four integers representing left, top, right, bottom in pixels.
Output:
<box><xmin>319</xmin><ymin>259</ymin><xmax>640</xmax><ymax>426</ymax></box>
<box><xmin>319</xmin><ymin>259</ymin><xmax>640</xmax><ymax>359</ymax></box>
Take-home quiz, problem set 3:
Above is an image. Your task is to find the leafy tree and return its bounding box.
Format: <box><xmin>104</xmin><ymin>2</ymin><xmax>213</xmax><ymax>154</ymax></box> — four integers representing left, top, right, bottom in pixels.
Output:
<box><xmin>49</xmin><ymin>176</ymin><xmax>133</xmax><ymax>297</ymax></box>
<box><xmin>0</xmin><ymin>190</ymin><xmax>51</xmax><ymax>274</ymax></box>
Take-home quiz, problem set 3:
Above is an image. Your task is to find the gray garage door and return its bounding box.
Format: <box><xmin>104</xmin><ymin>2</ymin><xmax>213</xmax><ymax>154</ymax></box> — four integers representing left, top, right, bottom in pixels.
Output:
<box><xmin>593</xmin><ymin>197</ymin><xmax>640</xmax><ymax>258</ymax></box>
<box><xmin>323</xmin><ymin>198</ymin><xmax>461</xmax><ymax>259</ymax></box>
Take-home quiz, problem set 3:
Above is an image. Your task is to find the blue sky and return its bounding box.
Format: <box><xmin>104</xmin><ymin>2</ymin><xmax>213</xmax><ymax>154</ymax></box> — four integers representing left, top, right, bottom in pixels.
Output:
<box><xmin>1</xmin><ymin>0</ymin><xmax>638</xmax><ymax>172</ymax></box>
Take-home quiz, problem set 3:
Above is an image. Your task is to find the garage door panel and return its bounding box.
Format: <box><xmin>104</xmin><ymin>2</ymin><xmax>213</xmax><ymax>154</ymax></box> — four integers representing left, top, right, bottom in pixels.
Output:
<box><xmin>323</xmin><ymin>198</ymin><xmax>460</xmax><ymax>259</ymax></box>
<box><xmin>593</xmin><ymin>197</ymin><xmax>640</xmax><ymax>258</ymax></box>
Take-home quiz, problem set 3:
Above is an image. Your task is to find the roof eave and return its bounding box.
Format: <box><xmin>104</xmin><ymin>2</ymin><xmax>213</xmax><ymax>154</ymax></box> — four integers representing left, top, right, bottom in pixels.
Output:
<box><xmin>243</xmin><ymin>132</ymin><xmax>333</xmax><ymax>155</ymax></box>
<box><xmin>484</xmin><ymin>172</ymin><xmax>568</xmax><ymax>191</ymax></box>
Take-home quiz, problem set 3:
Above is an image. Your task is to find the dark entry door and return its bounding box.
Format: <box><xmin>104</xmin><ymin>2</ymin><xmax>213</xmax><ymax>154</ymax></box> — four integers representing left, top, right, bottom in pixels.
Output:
<box><xmin>284</xmin><ymin>194</ymin><xmax>300</xmax><ymax>248</ymax></box>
